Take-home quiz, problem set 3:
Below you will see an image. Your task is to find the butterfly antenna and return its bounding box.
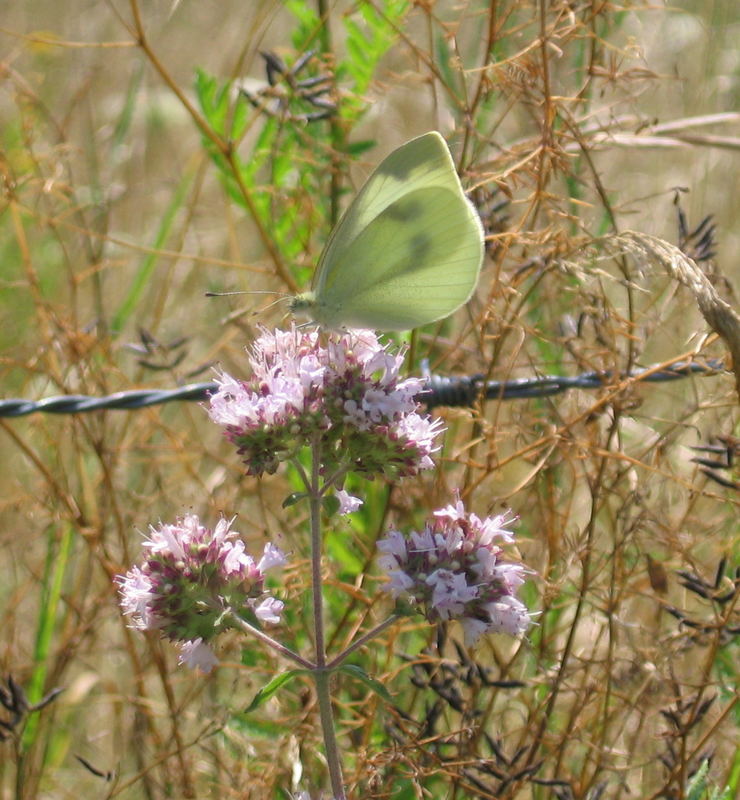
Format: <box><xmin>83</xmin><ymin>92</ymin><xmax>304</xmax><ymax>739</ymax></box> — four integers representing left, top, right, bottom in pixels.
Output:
<box><xmin>205</xmin><ymin>289</ymin><xmax>290</xmax><ymax>297</ymax></box>
<box><xmin>218</xmin><ymin>295</ymin><xmax>292</xmax><ymax>326</ymax></box>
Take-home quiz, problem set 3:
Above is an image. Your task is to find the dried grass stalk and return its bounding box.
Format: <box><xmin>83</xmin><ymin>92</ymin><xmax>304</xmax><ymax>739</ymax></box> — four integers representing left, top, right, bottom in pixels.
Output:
<box><xmin>601</xmin><ymin>231</ymin><xmax>740</xmax><ymax>402</ymax></box>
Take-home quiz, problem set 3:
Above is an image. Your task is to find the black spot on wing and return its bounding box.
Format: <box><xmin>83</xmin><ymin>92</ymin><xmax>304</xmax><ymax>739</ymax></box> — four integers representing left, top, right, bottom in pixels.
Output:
<box><xmin>409</xmin><ymin>233</ymin><xmax>431</xmax><ymax>264</ymax></box>
<box><xmin>385</xmin><ymin>197</ymin><xmax>422</xmax><ymax>221</ymax></box>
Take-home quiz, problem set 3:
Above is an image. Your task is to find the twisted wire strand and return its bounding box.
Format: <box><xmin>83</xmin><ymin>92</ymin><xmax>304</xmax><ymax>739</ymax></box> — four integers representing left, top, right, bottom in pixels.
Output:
<box><xmin>0</xmin><ymin>360</ymin><xmax>723</xmax><ymax>418</ymax></box>
<box><xmin>422</xmin><ymin>359</ymin><xmax>723</xmax><ymax>409</ymax></box>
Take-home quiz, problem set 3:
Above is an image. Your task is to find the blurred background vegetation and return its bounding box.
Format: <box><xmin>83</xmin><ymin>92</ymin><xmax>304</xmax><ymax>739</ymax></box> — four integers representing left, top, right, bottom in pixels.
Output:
<box><xmin>0</xmin><ymin>1</ymin><xmax>738</xmax><ymax>798</ymax></box>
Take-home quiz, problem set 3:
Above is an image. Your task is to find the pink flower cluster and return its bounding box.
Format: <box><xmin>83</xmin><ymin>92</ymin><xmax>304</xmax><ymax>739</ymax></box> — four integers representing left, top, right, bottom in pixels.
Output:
<box><xmin>207</xmin><ymin>327</ymin><xmax>442</xmax><ymax>478</ymax></box>
<box><xmin>118</xmin><ymin>514</ymin><xmax>286</xmax><ymax>672</ymax></box>
<box><xmin>377</xmin><ymin>498</ymin><xmax>531</xmax><ymax>645</ymax></box>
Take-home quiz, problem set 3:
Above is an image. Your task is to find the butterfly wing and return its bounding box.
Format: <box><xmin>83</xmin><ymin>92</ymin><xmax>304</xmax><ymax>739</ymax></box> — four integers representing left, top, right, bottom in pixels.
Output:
<box><xmin>311</xmin><ymin>132</ymin><xmax>483</xmax><ymax>330</ymax></box>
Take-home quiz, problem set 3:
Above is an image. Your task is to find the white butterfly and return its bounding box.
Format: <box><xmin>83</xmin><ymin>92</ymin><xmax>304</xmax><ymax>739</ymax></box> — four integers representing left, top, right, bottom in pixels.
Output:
<box><xmin>290</xmin><ymin>131</ymin><xmax>484</xmax><ymax>331</ymax></box>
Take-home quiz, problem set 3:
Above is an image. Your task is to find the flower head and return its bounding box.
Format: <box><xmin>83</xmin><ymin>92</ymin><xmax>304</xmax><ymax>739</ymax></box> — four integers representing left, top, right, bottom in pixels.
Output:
<box><xmin>207</xmin><ymin>326</ymin><xmax>442</xmax><ymax>478</ymax></box>
<box><xmin>377</xmin><ymin>498</ymin><xmax>532</xmax><ymax>645</ymax></box>
<box><xmin>117</xmin><ymin>514</ymin><xmax>286</xmax><ymax>672</ymax></box>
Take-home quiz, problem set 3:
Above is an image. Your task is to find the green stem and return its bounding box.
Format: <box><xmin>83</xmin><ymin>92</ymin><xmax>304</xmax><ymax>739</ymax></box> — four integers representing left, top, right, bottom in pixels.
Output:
<box><xmin>308</xmin><ymin>434</ymin><xmax>346</xmax><ymax>798</ymax></box>
<box><xmin>309</xmin><ymin>435</ymin><xmax>327</xmax><ymax>668</ymax></box>
<box><xmin>315</xmin><ymin>668</ymin><xmax>345</xmax><ymax>799</ymax></box>
<box><xmin>228</xmin><ymin>612</ymin><xmax>314</xmax><ymax>669</ymax></box>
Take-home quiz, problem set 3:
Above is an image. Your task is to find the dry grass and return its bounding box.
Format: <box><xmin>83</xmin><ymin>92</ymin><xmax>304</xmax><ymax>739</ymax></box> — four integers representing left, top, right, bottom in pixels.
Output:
<box><xmin>0</xmin><ymin>1</ymin><xmax>738</xmax><ymax>798</ymax></box>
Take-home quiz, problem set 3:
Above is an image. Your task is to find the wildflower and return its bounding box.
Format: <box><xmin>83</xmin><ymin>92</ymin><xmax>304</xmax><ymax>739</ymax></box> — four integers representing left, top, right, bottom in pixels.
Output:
<box><xmin>178</xmin><ymin>638</ymin><xmax>220</xmax><ymax>672</ymax></box>
<box><xmin>335</xmin><ymin>488</ymin><xmax>363</xmax><ymax>515</ymax></box>
<box><xmin>377</xmin><ymin>498</ymin><xmax>532</xmax><ymax>645</ymax></box>
<box><xmin>207</xmin><ymin>326</ymin><xmax>443</xmax><ymax>478</ymax></box>
<box><xmin>117</xmin><ymin>514</ymin><xmax>286</xmax><ymax>672</ymax></box>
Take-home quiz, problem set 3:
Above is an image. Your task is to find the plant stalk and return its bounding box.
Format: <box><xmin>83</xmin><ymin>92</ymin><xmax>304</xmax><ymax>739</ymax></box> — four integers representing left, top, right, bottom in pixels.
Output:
<box><xmin>308</xmin><ymin>435</ymin><xmax>346</xmax><ymax>798</ymax></box>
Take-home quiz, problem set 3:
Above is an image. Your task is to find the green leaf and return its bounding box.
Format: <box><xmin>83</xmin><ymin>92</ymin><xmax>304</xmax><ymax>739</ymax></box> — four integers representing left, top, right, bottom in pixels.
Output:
<box><xmin>282</xmin><ymin>492</ymin><xmax>307</xmax><ymax>509</ymax></box>
<box><xmin>231</xmin><ymin>91</ymin><xmax>250</xmax><ymax>141</ymax></box>
<box><xmin>194</xmin><ymin>67</ymin><xmax>232</xmax><ymax>136</ymax></box>
<box><xmin>228</xmin><ymin>713</ymin><xmax>286</xmax><ymax>739</ymax></box>
<box><xmin>244</xmin><ymin>669</ymin><xmax>312</xmax><ymax>713</ymax></box>
<box><xmin>686</xmin><ymin>760</ymin><xmax>709</xmax><ymax>800</ymax></box>
<box><xmin>337</xmin><ymin>664</ymin><xmax>393</xmax><ymax>703</ymax></box>
<box><xmin>322</xmin><ymin>494</ymin><xmax>340</xmax><ymax>517</ymax></box>
<box><xmin>22</xmin><ymin>523</ymin><xmax>74</xmax><ymax>750</ymax></box>
<box><xmin>285</xmin><ymin>0</ymin><xmax>320</xmax><ymax>30</ymax></box>
<box><xmin>345</xmin><ymin>139</ymin><xmax>377</xmax><ymax>157</ymax></box>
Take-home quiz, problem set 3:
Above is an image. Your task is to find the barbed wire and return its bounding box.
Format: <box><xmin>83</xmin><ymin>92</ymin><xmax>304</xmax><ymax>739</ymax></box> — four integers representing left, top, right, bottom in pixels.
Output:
<box><xmin>422</xmin><ymin>359</ymin><xmax>723</xmax><ymax>408</ymax></box>
<box><xmin>0</xmin><ymin>359</ymin><xmax>723</xmax><ymax>418</ymax></box>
